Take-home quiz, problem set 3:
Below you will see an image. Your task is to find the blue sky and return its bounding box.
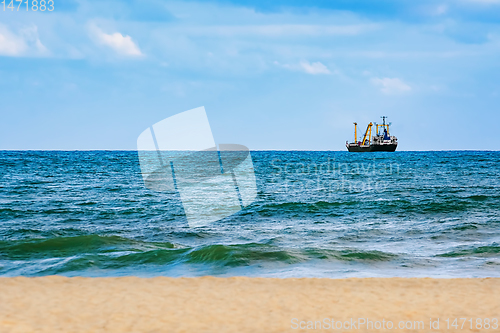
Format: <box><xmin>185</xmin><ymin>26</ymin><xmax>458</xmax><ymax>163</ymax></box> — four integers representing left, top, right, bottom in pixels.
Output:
<box><xmin>1</xmin><ymin>0</ymin><xmax>499</xmax><ymax>150</ymax></box>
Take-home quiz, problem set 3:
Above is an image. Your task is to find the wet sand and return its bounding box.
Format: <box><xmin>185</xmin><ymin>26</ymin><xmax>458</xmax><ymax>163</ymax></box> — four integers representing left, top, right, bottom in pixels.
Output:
<box><xmin>1</xmin><ymin>277</ymin><xmax>499</xmax><ymax>332</ymax></box>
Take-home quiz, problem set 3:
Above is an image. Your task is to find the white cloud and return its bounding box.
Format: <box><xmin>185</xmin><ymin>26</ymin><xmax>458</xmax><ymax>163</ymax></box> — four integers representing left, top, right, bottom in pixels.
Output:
<box><xmin>0</xmin><ymin>30</ymin><xmax>26</xmax><ymax>56</ymax></box>
<box><xmin>181</xmin><ymin>24</ymin><xmax>375</xmax><ymax>37</ymax></box>
<box><xmin>0</xmin><ymin>25</ymin><xmax>47</xmax><ymax>57</ymax></box>
<box><xmin>276</xmin><ymin>60</ymin><xmax>331</xmax><ymax>75</ymax></box>
<box><xmin>20</xmin><ymin>26</ymin><xmax>48</xmax><ymax>54</ymax></box>
<box><xmin>299</xmin><ymin>61</ymin><xmax>331</xmax><ymax>75</ymax></box>
<box><xmin>433</xmin><ymin>4</ymin><xmax>448</xmax><ymax>15</ymax></box>
<box><xmin>90</xmin><ymin>26</ymin><xmax>143</xmax><ymax>57</ymax></box>
<box><xmin>371</xmin><ymin>77</ymin><xmax>412</xmax><ymax>94</ymax></box>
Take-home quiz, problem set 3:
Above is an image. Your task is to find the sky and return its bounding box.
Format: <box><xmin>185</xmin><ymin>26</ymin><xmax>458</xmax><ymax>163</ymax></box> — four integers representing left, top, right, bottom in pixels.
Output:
<box><xmin>1</xmin><ymin>0</ymin><xmax>500</xmax><ymax>150</ymax></box>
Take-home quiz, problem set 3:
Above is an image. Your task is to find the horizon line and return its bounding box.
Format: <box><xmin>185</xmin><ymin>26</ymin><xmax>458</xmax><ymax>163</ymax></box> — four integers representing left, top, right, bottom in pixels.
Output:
<box><xmin>1</xmin><ymin>149</ymin><xmax>499</xmax><ymax>152</ymax></box>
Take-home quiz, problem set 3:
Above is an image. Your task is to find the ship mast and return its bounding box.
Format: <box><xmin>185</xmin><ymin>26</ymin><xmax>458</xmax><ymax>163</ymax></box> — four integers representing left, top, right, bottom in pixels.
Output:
<box><xmin>381</xmin><ymin>116</ymin><xmax>389</xmax><ymax>135</ymax></box>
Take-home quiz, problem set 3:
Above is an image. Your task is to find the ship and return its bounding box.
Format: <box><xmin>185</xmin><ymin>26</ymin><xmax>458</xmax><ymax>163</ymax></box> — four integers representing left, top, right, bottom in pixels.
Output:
<box><xmin>346</xmin><ymin>116</ymin><xmax>397</xmax><ymax>152</ymax></box>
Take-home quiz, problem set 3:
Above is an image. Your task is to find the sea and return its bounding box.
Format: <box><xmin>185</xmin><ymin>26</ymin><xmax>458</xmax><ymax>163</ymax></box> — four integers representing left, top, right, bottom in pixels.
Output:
<box><xmin>1</xmin><ymin>151</ymin><xmax>499</xmax><ymax>278</ymax></box>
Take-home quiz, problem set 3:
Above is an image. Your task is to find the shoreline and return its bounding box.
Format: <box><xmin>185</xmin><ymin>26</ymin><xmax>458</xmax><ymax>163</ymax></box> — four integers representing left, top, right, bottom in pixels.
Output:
<box><xmin>1</xmin><ymin>277</ymin><xmax>499</xmax><ymax>332</ymax></box>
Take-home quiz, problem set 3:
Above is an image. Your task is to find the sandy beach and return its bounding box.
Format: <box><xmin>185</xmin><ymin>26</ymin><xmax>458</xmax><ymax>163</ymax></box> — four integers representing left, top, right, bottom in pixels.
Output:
<box><xmin>0</xmin><ymin>277</ymin><xmax>498</xmax><ymax>332</ymax></box>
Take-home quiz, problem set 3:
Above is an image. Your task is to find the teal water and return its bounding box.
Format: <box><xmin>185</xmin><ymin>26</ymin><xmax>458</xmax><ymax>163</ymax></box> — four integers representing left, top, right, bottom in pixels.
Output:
<box><xmin>1</xmin><ymin>151</ymin><xmax>499</xmax><ymax>277</ymax></box>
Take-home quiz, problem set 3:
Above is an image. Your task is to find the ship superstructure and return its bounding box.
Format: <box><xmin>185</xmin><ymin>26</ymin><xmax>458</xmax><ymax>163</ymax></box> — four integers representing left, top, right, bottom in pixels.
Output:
<box><xmin>346</xmin><ymin>116</ymin><xmax>397</xmax><ymax>152</ymax></box>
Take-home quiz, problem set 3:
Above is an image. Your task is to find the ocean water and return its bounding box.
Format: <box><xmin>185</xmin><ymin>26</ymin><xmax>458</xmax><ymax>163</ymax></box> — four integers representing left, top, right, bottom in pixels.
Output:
<box><xmin>1</xmin><ymin>151</ymin><xmax>499</xmax><ymax>278</ymax></box>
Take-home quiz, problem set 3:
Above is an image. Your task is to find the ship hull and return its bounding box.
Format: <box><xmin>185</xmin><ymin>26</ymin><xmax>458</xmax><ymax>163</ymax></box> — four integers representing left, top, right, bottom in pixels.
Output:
<box><xmin>347</xmin><ymin>144</ymin><xmax>397</xmax><ymax>152</ymax></box>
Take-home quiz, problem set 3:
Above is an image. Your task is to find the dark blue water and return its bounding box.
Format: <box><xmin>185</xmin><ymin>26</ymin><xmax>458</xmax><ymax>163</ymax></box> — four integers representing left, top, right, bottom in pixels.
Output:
<box><xmin>1</xmin><ymin>151</ymin><xmax>499</xmax><ymax>277</ymax></box>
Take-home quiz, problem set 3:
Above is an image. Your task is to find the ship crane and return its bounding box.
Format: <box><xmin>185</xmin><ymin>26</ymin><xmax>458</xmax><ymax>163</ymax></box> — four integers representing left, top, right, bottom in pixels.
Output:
<box><xmin>361</xmin><ymin>123</ymin><xmax>373</xmax><ymax>146</ymax></box>
<box><xmin>353</xmin><ymin>122</ymin><xmax>358</xmax><ymax>143</ymax></box>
